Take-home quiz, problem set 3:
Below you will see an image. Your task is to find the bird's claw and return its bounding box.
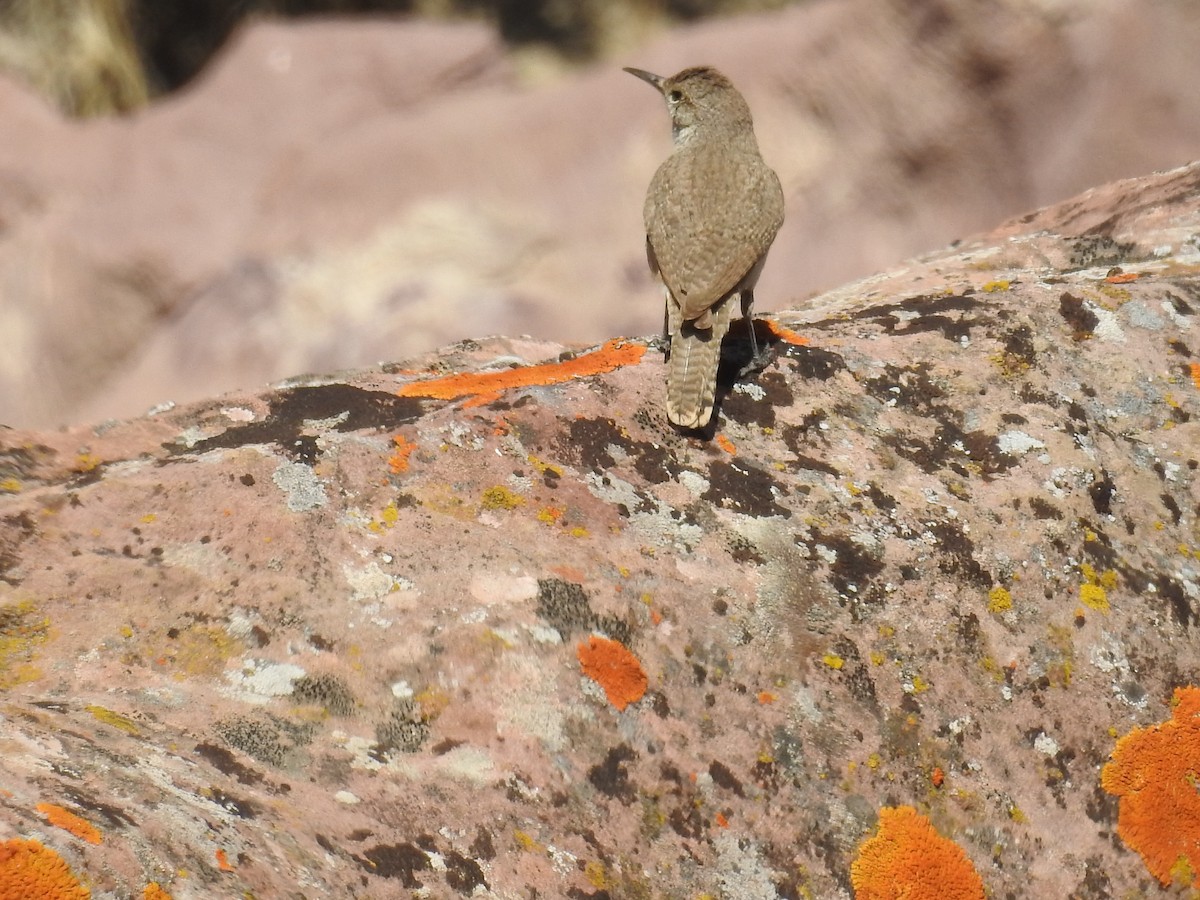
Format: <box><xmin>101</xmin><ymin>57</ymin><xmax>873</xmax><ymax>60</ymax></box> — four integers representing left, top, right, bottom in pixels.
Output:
<box><xmin>737</xmin><ymin>345</ymin><xmax>776</xmax><ymax>379</ymax></box>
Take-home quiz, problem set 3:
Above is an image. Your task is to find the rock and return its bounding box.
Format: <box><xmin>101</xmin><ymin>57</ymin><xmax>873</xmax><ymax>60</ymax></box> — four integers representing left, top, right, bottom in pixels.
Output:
<box><xmin>0</xmin><ymin>159</ymin><xmax>1198</xmax><ymax>897</ymax></box>
<box><xmin>4</xmin><ymin>0</ymin><xmax>1200</xmax><ymax>428</ymax></box>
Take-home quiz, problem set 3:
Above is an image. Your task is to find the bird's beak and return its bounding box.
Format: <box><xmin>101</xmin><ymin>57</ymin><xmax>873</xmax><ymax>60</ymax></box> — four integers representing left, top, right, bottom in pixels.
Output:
<box><xmin>623</xmin><ymin>67</ymin><xmax>665</xmax><ymax>92</ymax></box>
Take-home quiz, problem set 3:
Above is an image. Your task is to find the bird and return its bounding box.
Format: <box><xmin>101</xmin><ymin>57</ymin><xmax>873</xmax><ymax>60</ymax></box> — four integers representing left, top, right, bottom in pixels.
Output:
<box><xmin>624</xmin><ymin>65</ymin><xmax>785</xmax><ymax>431</ymax></box>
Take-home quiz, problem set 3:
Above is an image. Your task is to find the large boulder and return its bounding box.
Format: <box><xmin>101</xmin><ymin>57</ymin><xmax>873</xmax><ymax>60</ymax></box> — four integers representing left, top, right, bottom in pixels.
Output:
<box><xmin>0</xmin><ymin>159</ymin><xmax>1197</xmax><ymax>896</ymax></box>
<box><xmin>3</xmin><ymin>0</ymin><xmax>1200</xmax><ymax>427</ymax></box>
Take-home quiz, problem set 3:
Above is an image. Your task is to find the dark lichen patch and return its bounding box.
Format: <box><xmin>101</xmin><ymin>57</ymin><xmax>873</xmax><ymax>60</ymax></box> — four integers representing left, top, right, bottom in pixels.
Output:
<box><xmin>727</xmin><ymin>533</ymin><xmax>764</xmax><ymax>565</ymax></box>
<box><xmin>444</xmin><ymin>849</ymin><xmax>488</xmax><ymax>894</ymax></box>
<box><xmin>1088</xmin><ymin>470</ymin><xmax>1116</xmax><ymax>515</ymax></box>
<box><xmin>785</xmin><ymin>345</ymin><xmax>847</xmax><ymax>381</ymax></box>
<box><xmin>0</xmin><ymin>510</ymin><xmax>36</xmax><ymax>586</ymax></box>
<box><xmin>1066</xmin><ymin>233</ymin><xmax>1137</xmax><ymax>269</ymax></box>
<box><xmin>194</xmin><ymin>742</ymin><xmax>265</xmax><ymax>786</ymax></box>
<box><xmin>702</xmin><ymin>459</ymin><xmax>790</xmax><ymax>517</ymax></box>
<box><xmin>928</xmin><ymin>520</ymin><xmax>991</xmax><ymax>588</ymax></box>
<box><xmin>373</xmin><ymin>699</ymin><xmax>430</xmax><ymax>756</ymax></box>
<box><xmin>1059</xmin><ymin>292</ymin><xmax>1099</xmax><ymax>340</ymax></box>
<box><xmin>1161</xmin><ymin>492</ymin><xmax>1183</xmax><ymax>525</ymax></box>
<box><xmin>214</xmin><ymin>714</ymin><xmax>314</xmax><ymax>768</ymax></box>
<box><xmin>996</xmin><ymin>324</ymin><xmax>1038</xmax><ymax>374</ymax></box>
<box><xmin>1073</xmin><ymin>857</ymin><xmax>1113</xmax><ymax>900</ymax></box>
<box><xmin>535</xmin><ymin>578</ymin><xmax>631</xmax><ymax>644</ymax></box>
<box><xmin>588</xmin><ymin>743</ymin><xmax>638</xmax><ymax>804</ymax></box>
<box><xmin>846</xmin><ymin>292</ymin><xmax>988</xmax><ymax>341</ymax></box>
<box><xmin>1156</xmin><ymin>574</ymin><xmax>1196</xmax><ymax>627</ymax></box>
<box><xmin>1027</xmin><ymin>497</ymin><xmax>1063</xmax><ymax>520</ymax></box>
<box><xmin>864</xmin><ymin>363</ymin><xmax>947</xmax><ymax>413</ymax></box>
<box><xmin>720</xmin><ymin>371</ymin><xmax>794</xmax><ymax>428</ymax></box>
<box><xmin>863</xmin><ymin>483</ymin><xmax>897</xmax><ymax>512</ymax></box>
<box><xmin>559</xmin><ymin>416</ymin><xmax>676</xmax><ymax>484</ymax></box>
<box><xmin>291</xmin><ymin>673</ymin><xmax>356</xmax><ymax>716</ymax></box>
<box><xmin>205</xmin><ymin>787</ymin><xmax>259</xmax><ymax>819</ymax></box>
<box><xmin>708</xmin><ymin>760</ymin><xmax>745</xmax><ymax>797</ymax></box>
<box><xmin>171</xmin><ymin>385</ymin><xmax>423</xmax><ymax>463</ymax></box>
<box><xmin>359</xmin><ymin>842</ymin><xmax>431</xmax><ymax>887</ymax></box>
<box><xmin>804</xmin><ymin>529</ymin><xmax>886</xmax><ymax>612</ymax></box>
<box><xmin>778</xmin><ymin>420</ymin><xmax>840</xmax><ymax>477</ymax></box>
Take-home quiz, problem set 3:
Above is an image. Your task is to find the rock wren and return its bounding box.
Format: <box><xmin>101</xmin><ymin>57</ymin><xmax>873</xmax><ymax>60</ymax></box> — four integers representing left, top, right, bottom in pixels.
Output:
<box><xmin>624</xmin><ymin>65</ymin><xmax>784</xmax><ymax>431</ymax></box>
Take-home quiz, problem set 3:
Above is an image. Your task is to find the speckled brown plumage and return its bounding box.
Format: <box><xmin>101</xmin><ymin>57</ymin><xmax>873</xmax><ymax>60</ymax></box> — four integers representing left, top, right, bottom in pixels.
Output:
<box><xmin>626</xmin><ymin>65</ymin><xmax>784</xmax><ymax>430</ymax></box>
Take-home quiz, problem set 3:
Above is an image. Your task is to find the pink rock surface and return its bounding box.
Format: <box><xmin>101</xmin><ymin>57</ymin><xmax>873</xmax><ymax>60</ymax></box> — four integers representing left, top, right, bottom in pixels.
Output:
<box><xmin>3</xmin><ymin>0</ymin><xmax>1200</xmax><ymax>428</ymax></box>
<box><xmin>1</xmin><ymin>160</ymin><xmax>1198</xmax><ymax>897</ymax></box>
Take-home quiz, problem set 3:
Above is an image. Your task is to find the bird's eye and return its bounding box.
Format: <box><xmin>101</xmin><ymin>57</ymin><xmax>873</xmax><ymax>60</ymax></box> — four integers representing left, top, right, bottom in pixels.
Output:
<box><xmin>667</xmin><ymin>90</ymin><xmax>683</xmax><ymax>102</ymax></box>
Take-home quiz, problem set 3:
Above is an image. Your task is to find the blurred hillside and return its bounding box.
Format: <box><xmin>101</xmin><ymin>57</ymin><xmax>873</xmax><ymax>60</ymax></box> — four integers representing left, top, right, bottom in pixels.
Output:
<box><xmin>0</xmin><ymin>0</ymin><xmax>793</xmax><ymax>114</ymax></box>
<box><xmin>1</xmin><ymin>0</ymin><xmax>1199</xmax><ymax>427</ymax></box>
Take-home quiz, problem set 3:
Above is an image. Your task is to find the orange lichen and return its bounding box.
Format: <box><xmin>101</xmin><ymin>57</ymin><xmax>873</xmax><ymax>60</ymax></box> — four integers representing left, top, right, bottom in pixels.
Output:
<box><xmin>850</xmin><ymin>806</ymin><xmax>984</xmax><ymax>900</ymax></box>
<box><xmin>0</xmin><ymin>838</ymin><xmax>89</xmax><ymax>899</ymax></box>
<box><xmin>143</xmin><ymin>884</ymin><xmax>172</xmax><ymax>900</ymax></box>
<box><xmin>577</xmin><ymin>636</ymin><xmax>647</xmax><ymax>711</ymax></box>
<box><xmin>36</xmin><ymin>803</ymin><xmax>102</xmax><ymax>845</ymax></box>
<box><xmin>396</xmin><ymin>339</ymin><xmax>645</xmax><ymax>407</ymax></box>
<box><xmin>1190</xmin><ymin>362</ymin><xmax>1200</xmax><ymax>390</ymax></box>
<box><xmin>388</xmin><ymin>435</ymin><xmax>417</xmax><ymax>474</ymax></box>
<box><xmin>931</xmin><ymin>766</ymin><xmax>945</xmax><ymax>788</ymax></box>
<box><xmin>715</xmin><ymin>434</ymin><xmax>737</xmax><ymax>455</ymax></box>
<box><xmin>215</xmin><ymin>849</ymin><xmax>234</xmax><ymax>872</ymax></box>
<box><xmin>764</xmin><ymin>319</ymin><xmax>810</xmax><ymax>346</ymax></box>
<box><xmin>1105</xmin><ymin>272</ymin><xmax>1140</xmax><ymax>284</ymax></box>
<box><xmin>1101</xmin><ymin>686</ymin><xmax>1200</xmax><ymax>887</ymax></box>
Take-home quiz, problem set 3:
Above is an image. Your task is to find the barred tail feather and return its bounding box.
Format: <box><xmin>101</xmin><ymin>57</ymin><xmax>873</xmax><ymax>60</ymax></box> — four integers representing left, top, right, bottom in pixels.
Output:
<box><xmin>666</xmin><ymin>299</ymin><xmax>733</xmax><ymax>429</ymax></box>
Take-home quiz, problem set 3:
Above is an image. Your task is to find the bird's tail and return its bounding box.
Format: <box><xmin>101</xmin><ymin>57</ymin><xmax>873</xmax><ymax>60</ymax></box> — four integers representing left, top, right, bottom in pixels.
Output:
<box><xmin>666</xmin><ymin>299</ymin><xmax>733</xmax><ymax>429</ymax></box>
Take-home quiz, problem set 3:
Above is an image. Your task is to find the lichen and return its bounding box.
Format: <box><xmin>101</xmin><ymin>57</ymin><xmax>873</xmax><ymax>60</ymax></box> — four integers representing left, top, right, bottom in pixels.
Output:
<box><xmin>0</xmin><ymin>599</ymin><xmax>48</xmax><ymax>687</ymax></box>
<box><xmin>987</xmin><ymin>586</ymin><xmax>1012</xmax><ymax>613</ymax></box>
<box><xmin>291</xmin><ymin>673</ymin><xmax>356</xmax><ymax>716</ymax></box>
<box><xmin>0</xmin><ymin>838</ymin><xmax>89</xmax><ymax>899</ymax></box>
<box><xmin>850</xmin><ymin>806</ymin><xmax>985</xmax><ymax>899</ymax></box>
<box><xmin>1101</xmin><ymin>686</ymin><xmax>1200</xmax><ymax>887</ymax></box>
<box><xmin>388</xmin><ymin>435</ymin><xmax>417</xmax><ymax>474</ymax></box>
<box><xmin>577</xmin><ymin>636</ymin><xmax>647</xmax><ymax>711</ymax></box>
<box><xmin>396</xmin><ymin>338</ymin><xmax>645</xmax><ymax>407</ymax></box>
<box><xmin>480</xmin><ymin>486</ymin><xmax>524</xmax><ymax>511</ymax></box>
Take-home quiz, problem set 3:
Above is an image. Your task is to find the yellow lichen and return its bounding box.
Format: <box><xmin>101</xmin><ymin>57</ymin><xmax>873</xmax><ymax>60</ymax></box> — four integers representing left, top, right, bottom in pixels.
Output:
<box><xmin>0</xmin><ymin>600</ymin><xmax>50</xmax><ymax>688</ymax></box>
<box><xmin>987</xmin><ymin>586</ymin><xmax>1012</xmax><ymax>613</ymax></box>
<box><xmin>480</xmin><ymin>486</ymin><xmax>524</xmax><ymax>511</ymax></box>
<box><xmin>1079</xmin><ymin>583</ymin><xmax>1109</xmax><ymax>612</ymax></box>
<box><xmin>0</xmin><ymin>838</ymin><xmax>89</xmax><ymax>899</ymax></box>
<box><xmin>823</xmin><ymin>653</ymin><xmax>845</xmax><ymax>670</ymax></box>
<box><xmin>981</xmin><ymin>279</ymin><xmax>1010</xmax><ymax>293</ymax></box>
<box><xmin>1102</xmin><ymin>686</ymin><xmax>1200</xmax><ymax>887</ymax></box>
<box><xmin>84</xmin><ymin>705</ymin><xmax>140</xmax><ymax>736</ymax></box>
<box><xmin>850</xmin><ymin>806</ymin><xmax>985</xmax><ymax>899</ymax></box>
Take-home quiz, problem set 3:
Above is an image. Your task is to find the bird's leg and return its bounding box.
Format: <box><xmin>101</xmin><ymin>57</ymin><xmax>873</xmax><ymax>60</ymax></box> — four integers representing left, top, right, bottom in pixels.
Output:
<box><xmin>737</xmin><ymin>289</ymin><xmax>774</xmax><ymax>376</ymax></box>
<box><xmin>651</xmin><ymin>287</ymin><xmax>676</xmax><ymax>358</ymax></box>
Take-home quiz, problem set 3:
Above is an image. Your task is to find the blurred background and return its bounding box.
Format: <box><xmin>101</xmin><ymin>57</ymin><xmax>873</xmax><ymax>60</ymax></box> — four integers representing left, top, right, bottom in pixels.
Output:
<box><xmin>1</xmin><ymin>0</ymin><xmax>1199</xmax><ymax>427</ymax></box>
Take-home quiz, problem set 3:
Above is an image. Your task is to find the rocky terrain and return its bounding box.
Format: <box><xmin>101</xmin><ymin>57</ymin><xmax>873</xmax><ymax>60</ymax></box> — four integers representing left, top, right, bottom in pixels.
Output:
<box><xmin>3</xmin><ymin>0</ymin><xmax>1200</xmax><ymax>428</ymax></box>
<box><xmin>1</xmin><ymin>157</ymin><xmax>1198</xmax><ymax>897</ymax></box>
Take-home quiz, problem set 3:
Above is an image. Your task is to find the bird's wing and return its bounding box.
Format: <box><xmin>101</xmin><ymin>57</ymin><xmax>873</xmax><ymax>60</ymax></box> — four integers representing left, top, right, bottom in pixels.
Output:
<box><xmin>644</xmin><ymin>144</ymin><xmax>784</xmax><ymax>322</ymax></box>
